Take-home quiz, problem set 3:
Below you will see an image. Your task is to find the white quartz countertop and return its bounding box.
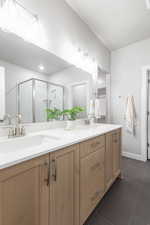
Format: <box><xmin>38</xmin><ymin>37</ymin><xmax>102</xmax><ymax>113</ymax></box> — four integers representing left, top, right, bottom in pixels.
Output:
<box><xmin>0</xmin><ymin>123</ymin><xmax>121</xmax><ymax>170</ymax></box>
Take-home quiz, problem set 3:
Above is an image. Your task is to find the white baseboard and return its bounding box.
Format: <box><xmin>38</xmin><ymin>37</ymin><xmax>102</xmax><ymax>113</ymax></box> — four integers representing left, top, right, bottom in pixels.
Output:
<box><xmin>122</xmin><ymin>152</ymin><xmax>146</xmax><ymax>162</ymax></box>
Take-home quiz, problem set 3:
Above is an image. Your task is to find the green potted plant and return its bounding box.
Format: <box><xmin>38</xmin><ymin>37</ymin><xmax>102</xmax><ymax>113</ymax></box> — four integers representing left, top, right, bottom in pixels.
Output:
<box><xmin>46</xmin><ymin>108</ymin><xmax>62</xmax><ymax>121</ymax></box>
<box><xmin>62</xmin><ymin>106</ymin><xmax>84</xmax><ymax>130</ymax></box>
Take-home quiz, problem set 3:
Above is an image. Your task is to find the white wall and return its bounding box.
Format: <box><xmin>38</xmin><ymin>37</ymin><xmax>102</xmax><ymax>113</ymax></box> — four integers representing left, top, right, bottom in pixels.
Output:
<box><xmin>20</xmin><ymin>0</ymin><xmax>110</xmax><ymax>72</ymax></box>
<box><xmin>111</xmin><ymin>38</ymin><xmax>150</xmax><ymax>159</ymax></box>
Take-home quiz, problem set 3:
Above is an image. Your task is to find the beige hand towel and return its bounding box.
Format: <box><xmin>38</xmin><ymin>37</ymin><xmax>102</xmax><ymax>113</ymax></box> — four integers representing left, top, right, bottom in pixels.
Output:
<box><xmin>125</xmin><ymin>95</ymin><xmax>136</xmax><ymax>135</ymax></box>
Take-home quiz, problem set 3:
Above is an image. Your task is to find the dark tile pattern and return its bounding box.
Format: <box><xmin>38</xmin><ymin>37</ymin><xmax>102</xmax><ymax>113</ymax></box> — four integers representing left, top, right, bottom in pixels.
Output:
<box><xmin>84</xmin><ymin>158</ymin><xmax>150</xmax><ymax>225</ymax></box>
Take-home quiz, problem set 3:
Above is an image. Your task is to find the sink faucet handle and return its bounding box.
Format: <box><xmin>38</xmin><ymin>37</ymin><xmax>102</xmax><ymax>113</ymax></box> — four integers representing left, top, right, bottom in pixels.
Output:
<box><xmin>8</xmin><ymin>127</ymin><xmax>15</xmax><ymax>138</ymax></box>
<box><xmin>21</xmin><ymin>126</ymin><xmax>26</xmax><ymax>136</ymax></box>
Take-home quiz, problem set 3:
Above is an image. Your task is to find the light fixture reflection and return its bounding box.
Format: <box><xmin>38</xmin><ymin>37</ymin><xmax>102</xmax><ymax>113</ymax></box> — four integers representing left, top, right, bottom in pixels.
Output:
<box><xmin>38</xmin><ymin>64</ymin><xmax>45</xmax><ymax>71</ymax></box>
<box><xmin>0</xmin><ymin>0</ymin><xmax>47</xmax><ymax>49</ymax></box>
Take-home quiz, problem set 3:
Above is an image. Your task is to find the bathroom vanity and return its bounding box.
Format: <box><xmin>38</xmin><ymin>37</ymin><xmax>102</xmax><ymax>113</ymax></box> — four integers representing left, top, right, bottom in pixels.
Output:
<box><xmin>0</xmin><ymin>124</ymin><xmax>121</xmax><ymax>225</ymax></box>
<box><xmin>0</xmin><ymin>10</ymin><xmax>119</xmax><ymax>225</ymax></box>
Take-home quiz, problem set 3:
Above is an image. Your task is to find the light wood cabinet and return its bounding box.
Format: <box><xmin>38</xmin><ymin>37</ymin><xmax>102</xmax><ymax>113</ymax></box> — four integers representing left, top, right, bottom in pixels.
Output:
<box><xmin>80</xmin><ymin>130</ymin><xmax>121</xmax><ymax>224</ymax></box>
<box><xmin>105</xmin><ymin>129</ymin><xmax>121</xmax><ymax>191</ymax></box>
<box><xmin>80</xmin><ymin>135</ymin><xmax>105</xmax><ymax>158</ymax></box>
<box><xmin>79</xmin><ymin>135</ymin><xmax>105</xmax><ymax>225</ymax></box>
<box><xmin>80</xmin><ymin>147</ymin><xmax>105</xmax><ymax>225</ymax></box>
<box><xmin>0</xmin><ymin>154</ymin><xmax>49</xmax><ymax>225</ymax></box>
<box><xmin>105</xmin><ymin>132</ymin><xmax>113</xmax><ymax>191</ymax></box>
<box><xmin>0</xmin><ymin>145</ymin><xmax>80</xmax><ymax>225</ymax></box>
<box><xmin>50</xmin><ymin>145</ymin><xmax>80</xmax><ymax>225</ymax></box>
<box><xmin>0</xmin><ymin>129</ymin><xmax>121</xmax><ymax>225</ymax></box>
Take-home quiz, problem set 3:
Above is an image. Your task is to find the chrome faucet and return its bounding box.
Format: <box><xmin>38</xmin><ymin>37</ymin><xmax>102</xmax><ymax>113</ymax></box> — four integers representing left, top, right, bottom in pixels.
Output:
<box><xmin>8</xmin><ymin>114</ymin><xmax>26</xmax><ymax>138</ymax></box>
<box><xmin>14</xmin><ymin>114</ymin><xmax>26</xmax><ymax>137</ymax></box>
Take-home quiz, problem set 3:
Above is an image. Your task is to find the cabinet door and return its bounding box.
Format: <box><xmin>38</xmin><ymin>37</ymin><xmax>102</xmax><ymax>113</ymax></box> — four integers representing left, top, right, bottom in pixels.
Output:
<box><xmin>0</xmin><ymin>155</ymin><xmax>49</xmax><ymax>225</ymax></box>
<box><xmin>50</xmin><ymin>145</ymin><xmax>80</xmax><ymax>225</ymax></box>
<box><xmin>80</xmin><ymin>147</ymin><xmax>105</xmax><ymax>225</ymax></box>
<box><xmin>112</xmin><ymin>130</ymin><xmax>121</xmax><ymax>178</ymax></box>
<box><xmin>105</xmin><ymin>133</ymin><xmax>113</xmax><ymax>191</ymax></box>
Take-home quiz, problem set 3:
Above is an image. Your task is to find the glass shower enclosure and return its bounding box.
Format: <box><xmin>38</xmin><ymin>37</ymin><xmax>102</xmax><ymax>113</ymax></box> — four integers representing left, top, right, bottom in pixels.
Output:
<box><xmin>17</xmin><ymin>78</ymin><xmax>64</xmax><ymax>123</ymax></box>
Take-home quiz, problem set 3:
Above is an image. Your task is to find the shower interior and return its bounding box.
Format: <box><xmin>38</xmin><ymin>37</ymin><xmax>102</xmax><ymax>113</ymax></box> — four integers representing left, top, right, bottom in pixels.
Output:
<box><xmin>17</xmin><ymin>78</ymin><xmax>64</xmax><ymax>123</ymax></box>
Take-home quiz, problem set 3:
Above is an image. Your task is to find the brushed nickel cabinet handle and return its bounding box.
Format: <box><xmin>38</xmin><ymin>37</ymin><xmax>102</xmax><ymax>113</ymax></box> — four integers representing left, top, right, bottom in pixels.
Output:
<box><xmin>43</xmin><ymin>162</ymin><xmax>50</xmax><ymax>186</ymax></box>
<box><xmin>52</xmin><ymin>159</ymin><xmax>57</xmax><ymax>181</ymax></box>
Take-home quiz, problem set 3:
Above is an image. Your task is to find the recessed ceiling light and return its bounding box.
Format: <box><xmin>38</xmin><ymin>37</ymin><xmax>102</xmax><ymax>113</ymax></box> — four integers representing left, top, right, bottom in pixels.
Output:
<box><xmin>146</xmin><ymin>0</ymin><xmax>150</xmax><ymax>9</ymax></box>
<box><xmin>38</xmin><ymin>64</ymin><xmax>45</xmax><ymax>71</ymax></box>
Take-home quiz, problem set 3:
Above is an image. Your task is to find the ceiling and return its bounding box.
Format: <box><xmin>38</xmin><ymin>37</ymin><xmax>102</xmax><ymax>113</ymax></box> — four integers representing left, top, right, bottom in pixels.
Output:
<box><xmin>66</xmin><ymin>0</ymin><xmax>150</xmax><ymax>50</ymax></box>
<box><xmin>0</xmin><ymin>30</ymin><xmax>70</xmax><ymax>75</ymax></box>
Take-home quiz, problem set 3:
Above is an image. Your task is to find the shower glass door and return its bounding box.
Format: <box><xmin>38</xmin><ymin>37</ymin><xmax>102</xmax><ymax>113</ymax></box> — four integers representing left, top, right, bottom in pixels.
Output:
<box><xmin>18</xmin><ymin>78</ymin><xmax>64</xmax><ymax>123</ymax></box>
<box><xmin>35</xmin><ymin>80</ymin><xmax>48</xmax><ymax>122</ymax></box>
<box><xmin>48</xmin><ymin>85</ymin><xmax>64</xmax><ymax>111</ymax></box>
<box><xmin>19</xmin><ymin>79</ymin><xmax>33</xmax><ymax>123</ymax></box>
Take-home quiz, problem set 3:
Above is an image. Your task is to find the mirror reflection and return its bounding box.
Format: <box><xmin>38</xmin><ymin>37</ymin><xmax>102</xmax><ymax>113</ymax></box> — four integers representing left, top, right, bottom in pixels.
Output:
<box><xmin>0</xmin><ymin>31</ymin><xmax>108</xmax><ymax>125</ymax></box>
<box><xmin>0</xmin><ymin>61</ymin><xmax>66</xmax><ymax>124</ymax></box>
<box><xmin>18</xmin><ymin>78</ymin><xmax>64</xmax><ymax>123</ymax></box>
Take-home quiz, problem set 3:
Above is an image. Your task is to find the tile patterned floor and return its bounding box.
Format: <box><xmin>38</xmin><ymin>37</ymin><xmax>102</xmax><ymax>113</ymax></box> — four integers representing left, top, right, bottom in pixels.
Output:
<box><xmin>84</xmin><ymin>157</ymin><xmax>150</xmax><ymax>225</ymax></box>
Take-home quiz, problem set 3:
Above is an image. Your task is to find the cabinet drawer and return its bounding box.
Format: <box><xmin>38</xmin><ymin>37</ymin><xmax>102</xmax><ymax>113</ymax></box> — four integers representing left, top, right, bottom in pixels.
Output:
<box><xmin>80</xmin><ymin>148</ymin><xmax>105</xmax><ymax>224</ymax></box>
<box><xmin>80</xmin><ymin>135</ymin><xmax>105</xmax><ymax>158</ymax></box>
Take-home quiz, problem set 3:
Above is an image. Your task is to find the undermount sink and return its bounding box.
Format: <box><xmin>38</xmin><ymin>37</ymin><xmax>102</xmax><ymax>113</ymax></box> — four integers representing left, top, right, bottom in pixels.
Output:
<box><xmin>0</xmin><ymin>135</ymin><xmax>59</xmax><ymax>154</ymax></box>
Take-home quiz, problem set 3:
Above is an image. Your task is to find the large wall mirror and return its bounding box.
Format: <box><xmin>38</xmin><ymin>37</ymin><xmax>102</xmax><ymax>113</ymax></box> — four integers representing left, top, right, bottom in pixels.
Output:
<box><xmin>0</xmin><ymin>30</ymin><xmax>94</xmax><ymax>125</ymax></box>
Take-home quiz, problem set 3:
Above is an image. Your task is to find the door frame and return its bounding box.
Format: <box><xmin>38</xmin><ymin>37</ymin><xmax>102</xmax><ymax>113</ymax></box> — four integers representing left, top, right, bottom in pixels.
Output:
<box><xmin>106</xmin><ymin>73</ymin><xmax>111</xmax><ymax>122</ymax></box>
<box><xmin>141</xmin><ymin>66</ymin><xmax>150</xmax><ymax>161</ymax></box>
